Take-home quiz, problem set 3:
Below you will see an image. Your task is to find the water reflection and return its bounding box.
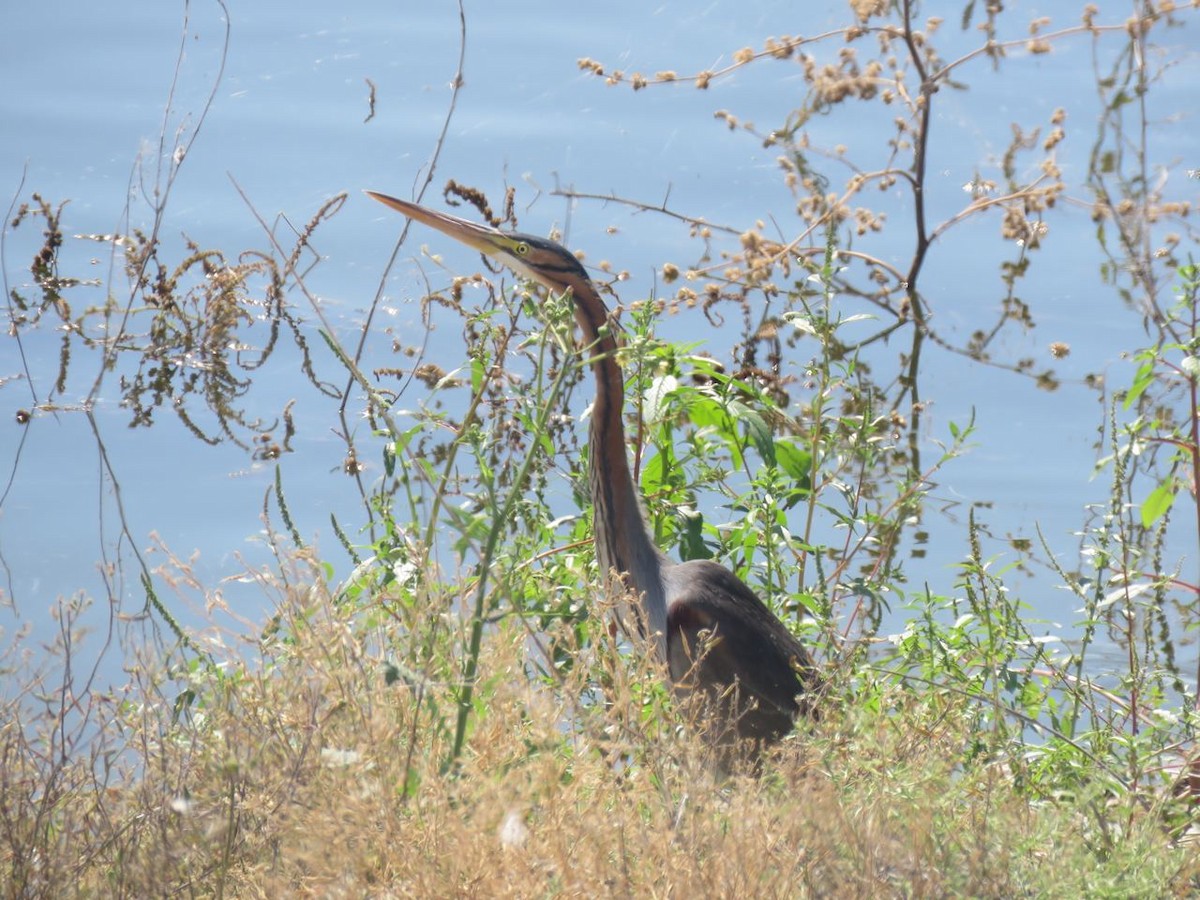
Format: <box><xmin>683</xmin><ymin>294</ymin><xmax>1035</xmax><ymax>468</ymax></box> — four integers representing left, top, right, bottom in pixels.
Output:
<box><xmin>2</xmin><ymin>1</ymin><xmax>1198</xmax><ymax>709</ymax></box>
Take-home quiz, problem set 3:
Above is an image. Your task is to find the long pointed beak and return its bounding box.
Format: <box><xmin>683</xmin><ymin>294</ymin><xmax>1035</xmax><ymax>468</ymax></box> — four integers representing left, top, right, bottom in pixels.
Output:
<box><xmin>365</xmin><ymin>190</ymin><xmax>506</xmax><ymax>256</ymax></box>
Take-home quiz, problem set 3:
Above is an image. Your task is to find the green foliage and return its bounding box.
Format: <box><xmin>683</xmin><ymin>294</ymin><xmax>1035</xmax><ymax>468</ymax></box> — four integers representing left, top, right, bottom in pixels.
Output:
<box><xmin>5</xmin><ymin>1</ymin><xmax>1200</xmax><ymax>895</ymax></box>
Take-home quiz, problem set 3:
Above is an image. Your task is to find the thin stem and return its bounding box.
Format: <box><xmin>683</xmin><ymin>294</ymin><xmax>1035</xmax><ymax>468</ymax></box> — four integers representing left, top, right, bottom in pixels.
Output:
<box><xmin>448</xmin><ymin>299</ymin><xmax>577</xmax><ymax>768</ymax></box>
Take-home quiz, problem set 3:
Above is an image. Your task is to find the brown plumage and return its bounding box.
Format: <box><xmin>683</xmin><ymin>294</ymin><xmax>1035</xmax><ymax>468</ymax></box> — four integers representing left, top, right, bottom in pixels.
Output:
<box><xmin>368</xmin><ymin>191</ymin><xmax>821</xmax><ymax>750</ymax></box>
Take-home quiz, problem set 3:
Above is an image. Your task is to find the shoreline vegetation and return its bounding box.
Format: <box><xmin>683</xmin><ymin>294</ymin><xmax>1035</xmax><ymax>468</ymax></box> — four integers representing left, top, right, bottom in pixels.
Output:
<box><xmin>4</xmin><ymin>2</ymin><xmax>1200</xmax><ymax>894</ymax></box>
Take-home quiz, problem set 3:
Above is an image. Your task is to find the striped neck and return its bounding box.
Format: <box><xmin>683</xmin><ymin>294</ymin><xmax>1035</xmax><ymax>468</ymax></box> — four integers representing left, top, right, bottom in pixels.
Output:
<box><xmin>568</xmin><ymin>282</ymin><xmax>670</xmax><ymax>658</ymax></box>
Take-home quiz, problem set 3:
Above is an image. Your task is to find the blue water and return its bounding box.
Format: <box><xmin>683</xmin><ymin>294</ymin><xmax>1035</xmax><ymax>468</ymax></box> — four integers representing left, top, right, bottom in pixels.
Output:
<box><xmin>3</xmin><ymin>1</ymin><xmax>1199</xmax><ymax>685</ymax></box>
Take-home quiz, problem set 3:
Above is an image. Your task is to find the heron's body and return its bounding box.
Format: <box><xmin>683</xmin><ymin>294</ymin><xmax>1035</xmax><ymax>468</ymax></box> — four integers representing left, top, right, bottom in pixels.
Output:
<box><xmin>368</xmin><ymin>191</ymin><xmax>820</xmax><ymax>748</ymax></box>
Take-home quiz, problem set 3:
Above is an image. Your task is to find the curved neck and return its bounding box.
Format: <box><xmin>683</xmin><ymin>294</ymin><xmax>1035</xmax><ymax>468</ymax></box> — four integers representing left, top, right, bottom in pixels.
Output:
<box><xmin>569</xmin><ymin>282</ymin><xmax>670</xmax><ymax>656</ymax></box>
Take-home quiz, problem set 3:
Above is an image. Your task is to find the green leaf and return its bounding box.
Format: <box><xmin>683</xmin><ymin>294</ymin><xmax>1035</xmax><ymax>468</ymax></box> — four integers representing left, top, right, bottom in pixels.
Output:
<box><xmin>1124</xmin><ymin>358</ymin><xmax>1155</xmax><ymax>410</ymax></box>
<box><xmin>687</xmin><ymin>396</ymin><xmax>730</xmax><ymax>431</ymax></box>
<box><xmin>678</xmin><ymin>507</ymin><xmax>712</xmax><ymax>561</ymax></box>
<box><xmin>1140</xmin><ymin>480</ymin><xmax>1177</xmax><ymax>528</ymax></box>
<box><xmin>775</xmin><ymin>440</ymin><xmax>813</xmax><ymax>489</ymax></box>
<box><xmin>471</xmin><ymin>357</ymin><xmax>485</xmax><ymax>394</ymax></box>
<box><xmin>643</xmin><ymin>373</ymin><xmax>678</xmax><ymax>421</ymax></box>
<box><xmin>640</xmin><ymin>451</ymin><xmax>667</xmax><ymax>496</ymax></box>
<box><xmin>730</xmin><ymin>401</ymin><xmax>775</xmax><ymax>467</ymax></box>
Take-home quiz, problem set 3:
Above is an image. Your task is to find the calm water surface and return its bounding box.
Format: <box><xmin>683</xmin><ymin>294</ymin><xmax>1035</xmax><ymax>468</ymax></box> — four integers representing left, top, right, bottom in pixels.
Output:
<box><xmin>2</xmin><ymin>1</ymin><xmax>1199</xmax><ymax>680</ymax></box>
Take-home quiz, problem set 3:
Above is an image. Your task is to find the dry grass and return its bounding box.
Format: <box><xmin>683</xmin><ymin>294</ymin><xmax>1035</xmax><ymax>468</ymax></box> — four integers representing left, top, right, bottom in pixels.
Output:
<box><xmin>5</xmin><ymin>3</ymin><xmax>1199</xmax><ymax>895</ymax></box>
<box><xmin>3</xmin><ymin>553</ymin><xmax>1197</xmax><ymax>898</ymax></box>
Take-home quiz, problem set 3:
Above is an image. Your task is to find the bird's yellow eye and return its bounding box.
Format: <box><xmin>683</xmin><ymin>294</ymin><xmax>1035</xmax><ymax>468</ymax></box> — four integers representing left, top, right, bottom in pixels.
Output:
<box><xmin>514</xmin><ymin>242</ymin><xmax>530</xmax><ymax>256</ymax></box>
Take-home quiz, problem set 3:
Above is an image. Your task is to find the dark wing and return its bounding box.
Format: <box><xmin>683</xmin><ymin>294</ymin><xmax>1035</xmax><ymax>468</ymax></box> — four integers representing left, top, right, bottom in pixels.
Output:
<box><xmin>664</xmin><ymin>559</ymin><xmax>821</xmax><ymax>744</ymax></box>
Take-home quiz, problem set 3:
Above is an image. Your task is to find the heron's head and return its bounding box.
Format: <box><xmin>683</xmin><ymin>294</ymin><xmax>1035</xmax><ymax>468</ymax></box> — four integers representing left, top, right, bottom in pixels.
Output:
<box><xmin>366</xmin><ymin>190</ymin><xmax>591</xmax><ymax>299</ymax></box>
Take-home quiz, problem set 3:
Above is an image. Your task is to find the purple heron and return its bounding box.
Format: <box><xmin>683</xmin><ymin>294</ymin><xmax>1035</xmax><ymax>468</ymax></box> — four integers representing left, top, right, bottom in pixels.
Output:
<box><xmin>368</xmin><ymin>191</ymin><xmax>821</xmax><ymax>748</ymax></box>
